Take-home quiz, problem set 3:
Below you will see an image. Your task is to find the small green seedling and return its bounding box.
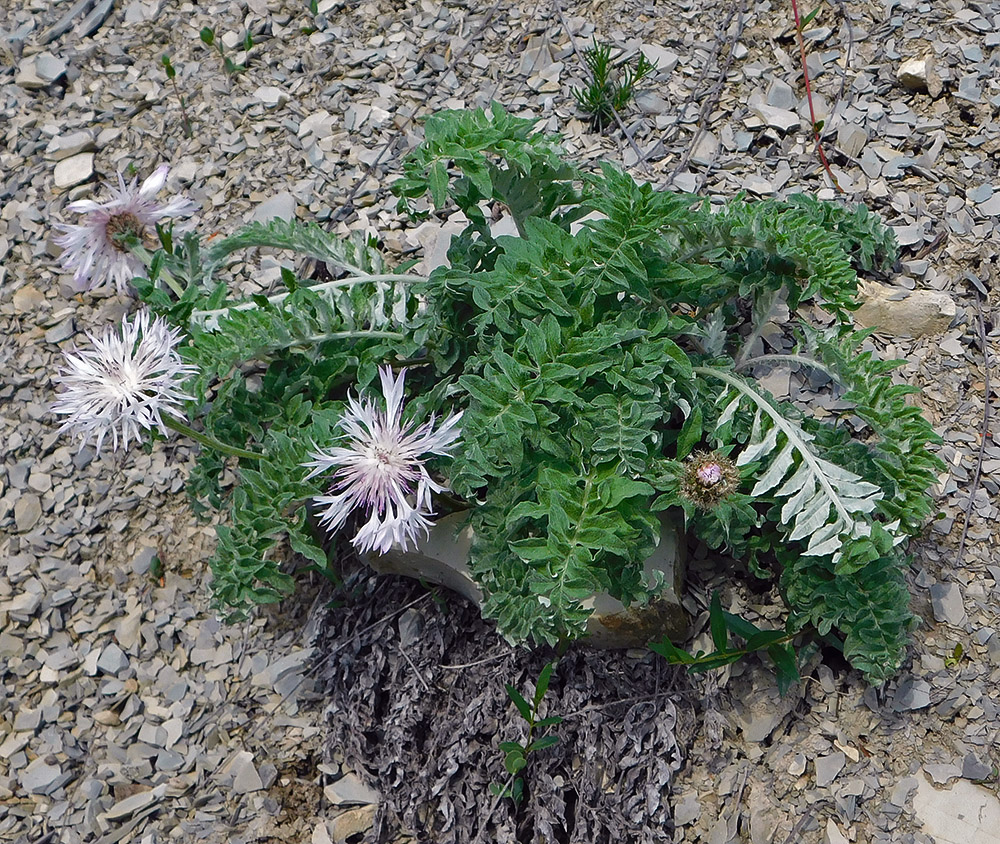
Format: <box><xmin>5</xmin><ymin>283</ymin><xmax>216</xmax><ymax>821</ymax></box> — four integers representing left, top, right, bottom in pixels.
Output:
<box><xmin>944</xmin><ymin>643</ymin><xmax>964</xmax><ymax>668</ymax></box>
<box><xmin>490</xmin><ymin>662</ymin><xmax>563</xmax><ymax>806</ymax></box>
<box><xmin>160</xmin><ymin>54</ymin><xmax>193</xmax><ymax>138</ymax></box>
<box><xmin>573</xmin><ymin>39</ymin><xmax>657</xmax><ymax>131</ymax></box>
<box><xmin>200</xmin><ymin>26</ymin><xmax>253</xmax><ymax>76</ymax></box>
<box><xmin>148</xmin><ymin>554</ymin><xmax>165</xmax><ymax>587</ymax></box>
<box><xmin>651</xmin><ymin>592</ymin><xmax>801</xmax><ymax>695</ymax></box>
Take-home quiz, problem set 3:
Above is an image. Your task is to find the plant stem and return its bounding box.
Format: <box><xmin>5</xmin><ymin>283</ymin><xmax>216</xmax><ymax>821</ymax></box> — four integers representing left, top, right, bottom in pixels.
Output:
<box><xmin>790</xmin><ymin>0</ymin><xmax>842</xmax><ymax>192</ymax></box>
<box><xmin>130</xmin><ymin>243</ymin><xmax>186</xmax><ymax>298</ymax></box>
<box><xmin>168</xmin><ymin>77</ymin><xmax>194</xmax><ymax>138</ymax></box>
<box><xmin>164</xmin><ymin>415</ymin><xmax>261</xmax><ymax>459</ymax></box>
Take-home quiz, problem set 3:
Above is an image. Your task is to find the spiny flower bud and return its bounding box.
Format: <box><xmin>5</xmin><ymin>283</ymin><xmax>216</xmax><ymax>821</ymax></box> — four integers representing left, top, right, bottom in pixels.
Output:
<box><xmin>680</xmin><ymin>451</ymin><xmax>740</xmax><ymax>509</ymax></box>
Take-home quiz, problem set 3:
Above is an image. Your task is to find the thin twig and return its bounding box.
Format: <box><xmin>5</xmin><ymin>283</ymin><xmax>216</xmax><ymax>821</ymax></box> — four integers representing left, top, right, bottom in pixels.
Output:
<box><xmin>664</xmin><ymin>0</ymin><xmax>747</xmax><ymax>190</ymax></box>
<box><xmin>955</xmin><ymin>290</ymin><xmax>992</xmax><ymax>568</ymax></box>
<box><xmin>440</xmin><ymin>651</ymin><xmax>511</xmax><ymax>670</ymax></box>
<box><xmin>559</xmin><ymin>690</ymin><xmax>684</xmax><ymax>720</ymax></box>
<box><xmin>397</xmin><ymin>642</ymin><xmax>431</xmax><ymax>691</ymax></box>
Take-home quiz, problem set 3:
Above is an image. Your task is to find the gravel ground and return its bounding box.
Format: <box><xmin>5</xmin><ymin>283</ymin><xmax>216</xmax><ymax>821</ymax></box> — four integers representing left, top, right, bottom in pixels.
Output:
<box><xmin>2</xmin><ymin>0</ymin><xmax>999</xmax><ymax>842</ymax></box>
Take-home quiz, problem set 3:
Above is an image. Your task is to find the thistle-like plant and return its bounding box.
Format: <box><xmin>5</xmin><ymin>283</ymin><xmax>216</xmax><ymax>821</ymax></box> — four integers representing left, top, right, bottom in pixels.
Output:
<box><xmin>50</xmin><ymin>108</ymin><xmax>942</xmax><ymax>684</ymax></box>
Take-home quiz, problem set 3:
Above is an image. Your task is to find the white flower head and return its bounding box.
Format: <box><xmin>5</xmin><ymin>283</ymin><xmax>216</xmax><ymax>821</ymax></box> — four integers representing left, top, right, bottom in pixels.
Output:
<box><xmin>54</xmin><ymin>164</ymin><xmax>198</xmax><ymax>294</ymax></box>
<box><xmin>52</xmin><ymin>310</ymin><xmax>196</xmax><ymax>455</ymax></box>
<box><xmin>303</xmin><ymin>366</ymin><xmax>463</xmax><ymax>555</ymax></box>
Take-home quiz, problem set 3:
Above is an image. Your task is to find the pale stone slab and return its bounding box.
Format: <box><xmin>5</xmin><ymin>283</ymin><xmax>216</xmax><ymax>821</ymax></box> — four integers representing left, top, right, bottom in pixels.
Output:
<box><xmin>913</xmin><ymin>770</ymin><xmax>1000</xmax><ymax>844</ymax></box>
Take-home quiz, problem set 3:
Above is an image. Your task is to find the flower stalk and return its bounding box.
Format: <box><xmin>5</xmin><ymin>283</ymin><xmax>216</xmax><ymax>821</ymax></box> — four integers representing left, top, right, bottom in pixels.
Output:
<box><xmin>163</xmin><ymin>415</ymin><xmax>261</xmax><ymax>460</ymax></box>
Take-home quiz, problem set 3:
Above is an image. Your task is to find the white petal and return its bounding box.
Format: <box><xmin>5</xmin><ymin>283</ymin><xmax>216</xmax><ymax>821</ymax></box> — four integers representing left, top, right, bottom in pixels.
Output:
<box><xmin>140</xmin><ymin>164</ymin><xmax>170</xmax><ymax>197</ymax></box>
<box><xmin>65</xmin><ymin>199</ymin><xmax>103</xmax><ymax>214</ymax></box>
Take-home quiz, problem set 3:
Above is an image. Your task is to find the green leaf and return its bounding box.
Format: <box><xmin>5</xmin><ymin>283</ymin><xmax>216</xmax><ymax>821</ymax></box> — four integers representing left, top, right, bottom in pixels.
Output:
<box><xmin>527</xmin><ymin>735</ymin><xmax>560</xmax><ymax>751</ymax></box>
<box><xmin>722</xmin><ymin>611</ymin><xmax>760</xmax><ymax>642</ymax></box>
<box><xmin>649</xmin><ymin>638</ymin><xmax>695</xmax><ymax>664</ymax></box>
<box><xmin>428</xmin><ymin>160</ymin><xmax>449</xmax><ymax>207</ymax></box>
<box><xmin>505</xmin><ymin>684</ymin><xmax>532</xmax><ymax>722</ymax></box>
<box><xmin>676</xmin><ymin>405</ymin><xmax>702</xmax><ymax>459</ymax></box>
<box><xmin>800</xmin><ymin>6</ymin><xmax>821</xmax><ymax>28</ymax></box>
<box><xmin>504</xmin><ymin>749</ymin><xmax>527</xmax><ymax>775</ymax></box>
<box><xmin>768</xmin><ymin>643</ymin><xmax>799</xmax><ymax>694</ymax></box>
<box><xmin>534</xmin><ymin>662</ymin><xmax>554</xmax><ymax>706</ymax></box>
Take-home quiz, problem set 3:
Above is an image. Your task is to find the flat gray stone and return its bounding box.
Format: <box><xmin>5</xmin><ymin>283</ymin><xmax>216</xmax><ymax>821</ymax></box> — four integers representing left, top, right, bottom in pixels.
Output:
<box><xmin>824</xmin><ymin>819</ymin><xmax>850</xmax><ymax>844</ymax></box>
<box><xmin>913</xmin><ymin>771</ymin><xmax>1000</xmax><ymax>843</ymax></box>
<box><xmin>837</xmin><ymin>123</ymin><xmax>868</xmax><ymax>158</ymax></box>
<box><xmin>752</xmin><ymin>104</ymin><xmax>801</xmax><ymax>133</ymax></box>
<box><xmin>229</xmin><ymin>751</ymin><xmax>264</xmax><ymax>794</ymax></box>
<box><xmin>35</xmin><ymin>53</ymin><xmax>68</xmax><ymax>82</ymax></box>
<box><xmin>976</xmin><ymin>193</ymin><xmax>1000</xmax><ymax>216</ymax></box>
<box><xmin>253</xmin><ymin>85</ymin><xmax>288</xmax><ymax>107</ymax></box>
<box><xmin>132</xmin><ymin>545</ymin><xmax>158</xmax><ymax>576</ymax></box>
<box><xmin>20</xmin><ymin>758</ymin><xmax>63</xmax><ymax>795</ymax></box>
<box><xmin>323</xmin><ymin>773</ymin><xmax>381</xmax><ymax>806</ymax></box>
<box><xmin>968</xmin><ymin>184</ymin><xmax>993</xmax><ymax>204</ymax></box>
<box><xmin>891</xmin><ymin>776</ymin><xmax>919</xmax><ymax>807</ymax></box>
<box><xmin>962</xmin><ymin>752</ymin><xmax>993</xmax><ymax>781</ymax></box>
<box><xmin>892</xmin><ymin>677</ymin><xmax>932</xmax><ymax>711</ymax></box>
<box><xmin>15</xmin><ymin>52</ymin><xmax>66</xmax><ymax>88</ymax></box>
<box><xmin>155</xmin><ymin>749</ymin><xmax>186</xmax><ymax>772</ymax></box>
<box><xmin>765</xmin><ymin>78</ymin><xmax>797</xmax><ymax>110</ymax></box>
<box><xmin>815</xmin><ymin>751</ymin><xmax>847</xmax><ymax>787</ymax></box>
<box><xmin>96</xmin><ymin>642</ymin><xmax>129</xmax><ymax>676</ymax></box>
<box><xmin>250</xmin><ymin>192</ymin><xmax>297</xmax><ymax>223</ymax></box>
<box><xmin>13</xmin><ymin>708</ymin><xmax>41</xmax><ymax>732</ymax></box>
<box><xmin>104</xmin><ymin>784</ymin><xmax>166</xmax><ymax>820</ymax></box>
<box><xmin>45</xmin><ymin>130</ymin><xmax>96</xmax><ymax>161</ymax></box>
<box><xmin>673</xmin><ymin>791</ymin><xmax>700</xmax><ymax>826</ymax></box>
<box><xmin>923</xmin><ymin>763</ymin><xmax>962</xmax><ymax>785</ymax></box>
<box><xmin>75</xmin><ymin>0</ymin><xmax>114</xmax><ymax>38</ymax></box>
<box><xmin>53</xmin><ymin>152</ymin><xmax>95</xmax><ymax>190</ymax></box>
<box><xmin>640</xmin><ymin>44</ymin><xmax>680</xmax><ymax>74</ymax></box>
<box><xmin>956</xmin><ymin>75</ymin><xmax>982</xmax><ymax>103</ymax></box>
<box><xmin>890</xmin><ymin>224</ymin><xmax>925</xmax><ymax>246</ymax></box>
<box><xmin>14</xmin><ymin>494</ymin><xmax>42</xmax><ymax>532</ymax></box>
<box><xmin>930</xmin><ymin>582</ymin><xmax>966</xmax><ymax>626</ymax></box>
<box><xmin>690</xmin><ymin>131</ymin><xmax>719</xmax><ymax>167</ymax></box>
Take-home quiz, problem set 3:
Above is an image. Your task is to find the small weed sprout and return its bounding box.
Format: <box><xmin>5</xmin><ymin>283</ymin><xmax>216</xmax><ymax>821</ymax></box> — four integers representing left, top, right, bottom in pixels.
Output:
<box><xmin>573</xmin><ymin>39</ymin><xmax>657</xmax><ymax>131</ymax></box>
<box><xmin>489</xmin><ymin>662</ymin><xmax>563</xmax><ymax>806</ymax></box>
<box><xmin>199</xmin><ymin>26</ymin><xmax>253</xmax><ymax>77</ymax></box>
<box><xmin>160</xmin><ymin>54</ymin><xmax>193</xmax><ymax>138</ymax></box>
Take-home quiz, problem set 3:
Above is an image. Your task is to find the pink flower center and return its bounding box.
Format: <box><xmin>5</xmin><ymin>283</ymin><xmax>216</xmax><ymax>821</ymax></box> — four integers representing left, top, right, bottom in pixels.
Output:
<box><xmin>696</xmin><ymin>463</ymin><xmax>723</xmax><ymax>486</ymax></box>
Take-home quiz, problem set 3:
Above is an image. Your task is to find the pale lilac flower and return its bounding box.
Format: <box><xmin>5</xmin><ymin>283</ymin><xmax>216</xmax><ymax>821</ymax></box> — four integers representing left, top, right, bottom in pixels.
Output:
<box><xmin>696</xmin><ymin>462</ymin><xmax>724</xmax><ymax>486</ymax></box>
<box><xmin>54</xmin><ymin>164</ymin><xmax>197</xmax><ymax>294</ymax></box>
<box><xmin>52</xmin><ymin>310</ymin><xmax>196</xmax><ymax>455</ymax></box>
<box><xmin>303</xmin><ymin>366</ymin><xmax>463</xmax><ymax>555</ymax></box>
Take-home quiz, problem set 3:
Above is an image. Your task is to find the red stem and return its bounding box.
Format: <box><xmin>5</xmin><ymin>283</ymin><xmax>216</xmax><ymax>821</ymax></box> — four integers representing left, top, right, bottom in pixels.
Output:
<box><xmin>790</xmin><ymin>0</ymin><xmax>843</xmax><ymax>192</ymax></box>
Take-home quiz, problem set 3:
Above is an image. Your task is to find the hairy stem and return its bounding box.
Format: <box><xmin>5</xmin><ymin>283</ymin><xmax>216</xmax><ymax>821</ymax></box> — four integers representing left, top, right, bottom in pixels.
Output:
<box><xmin>165</xmin><ymin>415</ymin><xmax>261</xmax><ymax>460</ymax></box>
